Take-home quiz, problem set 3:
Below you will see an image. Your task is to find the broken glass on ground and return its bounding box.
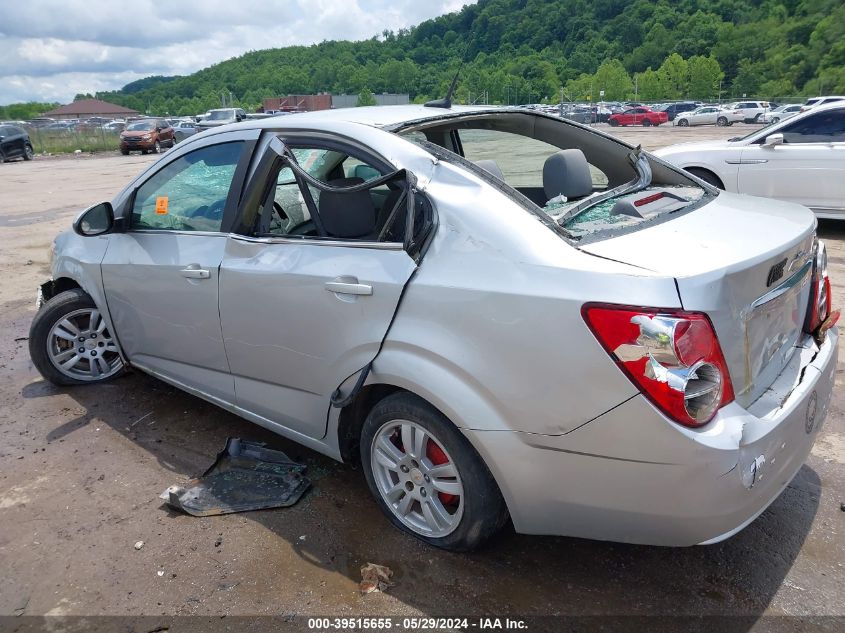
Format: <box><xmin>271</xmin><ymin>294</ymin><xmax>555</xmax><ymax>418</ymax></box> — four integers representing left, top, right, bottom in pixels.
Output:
<box><xmin>160</xmin><ymin>438</ymin><xmax>310</xmax><ymax>517</ymax></box>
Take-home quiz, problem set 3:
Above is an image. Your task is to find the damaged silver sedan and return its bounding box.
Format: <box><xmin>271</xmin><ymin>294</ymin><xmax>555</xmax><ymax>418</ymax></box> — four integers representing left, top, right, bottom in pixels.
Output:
<box><xmin>30</xmin><ymin>104</ymin><xmax>839</xmax><ymax>551</ymax></box>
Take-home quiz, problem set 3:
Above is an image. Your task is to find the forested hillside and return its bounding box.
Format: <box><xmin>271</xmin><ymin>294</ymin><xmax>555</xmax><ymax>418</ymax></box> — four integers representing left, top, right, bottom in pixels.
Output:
<box><xmin>92</xmin><ymin>0</ymin><xmax>845</xmax><ymax>115</ymax></box>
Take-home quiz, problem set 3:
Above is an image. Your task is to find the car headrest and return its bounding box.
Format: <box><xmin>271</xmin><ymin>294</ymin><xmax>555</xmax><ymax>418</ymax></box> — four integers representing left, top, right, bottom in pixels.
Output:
<box><xmin>474</xmin><ymin>159</ymin><xmax>504</xmax><ymax>181</ymax></box>
<box><xmin>318</xmin><ymin>178</ymin><xmax>376</xmax><ymax>239</ymax></box>
<box><xmin>543</xmin><ymin>149</ymin><xmax>593</xmax><ymax>200</ymax></box>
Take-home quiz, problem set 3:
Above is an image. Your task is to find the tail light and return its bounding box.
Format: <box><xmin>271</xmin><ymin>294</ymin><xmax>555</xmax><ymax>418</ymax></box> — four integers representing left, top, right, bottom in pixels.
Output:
<box><xmin>582</xmin><ymin>304</ymin><xmax>734</xmax><ymax>427</ymax></box>
<box><xmin>806</xmin><ymin>239</ymin><xmax>838</xmax><ymax>336</ymax></box>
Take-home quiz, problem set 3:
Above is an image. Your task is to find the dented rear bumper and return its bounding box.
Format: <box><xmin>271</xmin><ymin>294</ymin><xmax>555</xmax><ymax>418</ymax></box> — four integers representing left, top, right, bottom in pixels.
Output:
<box><xmin>465</xmin><ymin>327</ymin><xmax>837</xmax><ymax>546</ymax></box>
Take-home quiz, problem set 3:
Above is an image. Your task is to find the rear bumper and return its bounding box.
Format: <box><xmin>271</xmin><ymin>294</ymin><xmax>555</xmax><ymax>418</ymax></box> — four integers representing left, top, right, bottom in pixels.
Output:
<box><xmin>465</xmin><ymin>328</ymin><xmax>837</xmax><ymax>546</ymax></box>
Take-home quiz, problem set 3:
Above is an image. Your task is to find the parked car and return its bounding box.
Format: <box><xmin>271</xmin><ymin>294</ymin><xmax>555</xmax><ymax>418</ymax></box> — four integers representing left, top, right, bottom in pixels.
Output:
<box><xmin>560</xmin><ymin>106</ymin><xmax>593</xmax><ymax>124</ymax></box>
<box><xmin>29</xmin><ymin>104</ymin><xmax>837</xmax><ymax>551</ymax></box>
<box><xmin>800</xmin><ymin>95</ymin><xmax>845</xmax><ymax>112</ymax></box>
<box><xmin>655</xmin><ymin>102</ymin><xmax>845</xmax><ymax>218</ymax></box>
<box><xmin>119</xmin><ymin>118</ymin><xmax>175</xmax><ymax>155</ymax></box>
<box><xmin>726</xmin><ymin>101</ymin><xmax>770</xmax><ymax>123</ymax></box>
<box><xmin>101</xmin><ymin>121</ymin><xmax>126</xmax><ymax>133</ymax></box>
<box><xmin>0</xmin><ymin>124</ymin><xmax>35</xmax><ymax>162</ymax></box>
<box><xmin>195</xmin><ymin>108</ymin><xmax>246</xmax><ymax>131</ymax></box>
<box><xmin>674</xmin><ymin>106</ymin><xmax>742</xmax><ymax>127</ymax></box>
<box><xmin>659</xmin><ymin>102</ymin><xmax>698</xmax><ymax>121</ymax></box>
<box><xmin>173</xmin><ymin>120</ymin><xmax>198</xmax><ymax>143</ymax></box>
<box><xmin>760</xmin><ymin>104</ymin><xmax>802</xmax><ymax>124</ymax></box>
<box><xmin>608</xmin><ymin>106</ymin><xmax>669</xmax><ymax>127</ymax></box>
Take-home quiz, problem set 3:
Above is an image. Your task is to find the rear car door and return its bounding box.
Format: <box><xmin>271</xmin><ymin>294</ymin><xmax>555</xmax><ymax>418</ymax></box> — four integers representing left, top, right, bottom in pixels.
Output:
<box><xmin>738</xmin><ymin>108</ymin><xmax>845</xmax><ymax>213</ymax></box>
<box><xmin>0</xmin><ymin>125</ymin><xmax>21</xmax><ymax>159</ymax></box>
<box><xmin>101</xmin><ymin>130</ymin><xmax>258</xmax><ymax>402</ymax></box>
<box><xmin>218</xmin><ymin>135</ymin><xmax>422</xmax><ymax>439</ymax></box>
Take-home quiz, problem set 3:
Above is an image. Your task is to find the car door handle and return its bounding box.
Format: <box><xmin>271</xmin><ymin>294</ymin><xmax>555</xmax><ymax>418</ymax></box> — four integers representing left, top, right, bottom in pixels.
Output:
<box><xmin>180</xmin><ymin>267</ymin><xmax>210</xmax><ymax>279</ymax></box>
<box><xmin>325</xmin><ymin>281</ymin><xmax>372</xmax><ymax>296</ymax></box>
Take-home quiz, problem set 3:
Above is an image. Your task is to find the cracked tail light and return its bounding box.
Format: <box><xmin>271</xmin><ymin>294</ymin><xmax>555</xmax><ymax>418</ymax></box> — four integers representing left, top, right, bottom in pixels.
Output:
<box><xmin>807</xmin><ymin>240</ymin><xmax>838</xmax><ymax>335</ymax></box>
<box><xmin>582</xmin><ymin>304</ymin><xmax>735</xmax><ymax>427</ymax></box>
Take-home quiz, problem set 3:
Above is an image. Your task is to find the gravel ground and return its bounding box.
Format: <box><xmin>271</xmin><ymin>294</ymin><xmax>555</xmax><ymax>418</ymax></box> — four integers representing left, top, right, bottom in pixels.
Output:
<box><xmin>0</xmin><ymin>124</ymin><xmax>843</xmax><ymax>631</ymax></box>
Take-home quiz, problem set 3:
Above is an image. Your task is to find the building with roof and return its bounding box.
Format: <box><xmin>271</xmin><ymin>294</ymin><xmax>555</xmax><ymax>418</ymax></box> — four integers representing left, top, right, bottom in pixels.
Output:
<box><xmin>41</xmin><ymin>99</ymin><xmax>140</xmax><ymax>120</ymax></box>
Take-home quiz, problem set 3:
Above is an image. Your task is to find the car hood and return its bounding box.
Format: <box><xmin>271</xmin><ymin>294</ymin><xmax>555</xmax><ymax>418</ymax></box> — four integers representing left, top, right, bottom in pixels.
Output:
<box><xmin>121</xmin><ymin>130</ymin><xmax>153</xmax><ymax>137</ymax></box>
<box><xmin>653</xmin><ymin>139</ymin><xmax>737</xmax><ymax>156</ymax></box>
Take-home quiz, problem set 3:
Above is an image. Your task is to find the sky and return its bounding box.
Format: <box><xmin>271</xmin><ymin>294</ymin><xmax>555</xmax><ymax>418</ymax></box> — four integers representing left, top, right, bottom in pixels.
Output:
<box><xmin>0</xmin><ymin>0</ymin><xmax>473</xmax><ymax>105</ymax></box>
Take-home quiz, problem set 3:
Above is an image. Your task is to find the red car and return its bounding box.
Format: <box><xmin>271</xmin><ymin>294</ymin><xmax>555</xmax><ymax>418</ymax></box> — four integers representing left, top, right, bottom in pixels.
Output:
<box><xmin>608</xmin><ymin>107</ymin><xmax>669</xmax><ymax>127</ymax></box>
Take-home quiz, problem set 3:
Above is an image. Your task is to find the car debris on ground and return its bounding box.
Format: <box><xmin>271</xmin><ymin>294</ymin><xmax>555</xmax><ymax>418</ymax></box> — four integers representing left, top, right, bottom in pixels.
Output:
<box><xmin>160</xmin><ymin>438</ymin><xmax>310</xmax><ymax>517</ymax></box>
<box><xmin>359</xmin><ymin>563</ymin><xmax>394</xmax><ymax>595</ymax></box>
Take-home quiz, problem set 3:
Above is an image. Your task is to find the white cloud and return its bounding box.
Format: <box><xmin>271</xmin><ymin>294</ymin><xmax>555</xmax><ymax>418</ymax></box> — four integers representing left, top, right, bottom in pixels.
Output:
<box><xmin>0</xmin><ymin>0</ymin><xmax>477</xmax><ymax>103</ymax></box>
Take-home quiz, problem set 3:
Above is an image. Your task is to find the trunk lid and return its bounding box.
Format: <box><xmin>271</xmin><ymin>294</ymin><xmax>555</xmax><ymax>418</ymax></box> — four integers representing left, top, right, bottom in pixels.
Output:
<box><xmin>580</xmin><ymin>192</ymin><xmax>816</xmax><ymax>407</ymax></box>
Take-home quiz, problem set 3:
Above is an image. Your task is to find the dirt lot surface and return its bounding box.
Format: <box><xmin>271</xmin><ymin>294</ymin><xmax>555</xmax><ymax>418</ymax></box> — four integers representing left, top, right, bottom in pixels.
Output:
<box><xmin>0</xmin><ymin>124</ymin><xmax>843</xmax><ymax>631</ymax></box>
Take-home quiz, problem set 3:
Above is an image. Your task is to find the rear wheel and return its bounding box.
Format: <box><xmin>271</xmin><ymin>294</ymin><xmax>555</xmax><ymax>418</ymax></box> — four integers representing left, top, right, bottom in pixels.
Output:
<box><xmin>716</xmin><ymin>117</ymin><xmax>728</xmax><ymax>126</ymax></box>
<box><xmin>153</xmin><ymin>140</ymin><xmax>161</xmax><ymax>154</ymax></box>
<box><xmin>361</xmin><ymin>393</ymin><xmax>508</xmax><ymax>551</ymax></box>
<box><xmin>29</xmin><ymin>289</ymin><xmax>124</xmax><ymax>385</ymax></box>
<box><xmin>120</xmin><ymin>149</ymin><xmax>129</xmax><ymax>155</ymax></box>
<box><xmin>609</xmin><ymin>119</ymin><xmax>619</xmax><ymax>127</ymax></box>
<box><xmin>642</xmin><ymin>119</ymin><xmax>651</xmax><ymax>127</ymax></box>
<box><xmin>677</xmin><ymin>119</ymin><xmax>689</xmax><ymax>127</ymax></box>
<box><xmin>686</xmin><ymin>167</ymin><xmax>724</xmax><ymax>189</ymax></box>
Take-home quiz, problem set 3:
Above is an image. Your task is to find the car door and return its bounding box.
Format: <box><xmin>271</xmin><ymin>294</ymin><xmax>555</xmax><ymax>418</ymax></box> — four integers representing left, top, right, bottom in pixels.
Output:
<box><xmin>738</xmin><ymin>108</ymin><xmax>845</xmax><ymax>212</ymax></box>
<box><xmin>698</xmin><ymin>107</ymin><xmax>718</xmax><ymax>125</ymax></box>
<box><xmin>218</xmin><ymin>136</ymin><xmax>421</xmax><ymax>439</ymax></box>
<box><xmin>0</xmin><ymin>126</ymin><xmax>20</xmax><ymax>159</ymax></box>
<box><xmin>101</xmin><ymin>130</ymin><xmax>258</xmax><ymax>402</ymax></box>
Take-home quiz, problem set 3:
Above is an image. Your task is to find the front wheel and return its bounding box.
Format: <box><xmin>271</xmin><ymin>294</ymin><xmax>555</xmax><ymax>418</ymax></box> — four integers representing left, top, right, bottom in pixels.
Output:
<box><xmin>29</xmin><ymin>289</ymin><xmax>124</xmax><ymax>385</ymax></box>
<box><xmin>23</xmin><ymin>144</ymin><xmax>34</xmax><ymax>160</ymax></box>
<box><xmin>361</xmin><ymin>393</ymin><xmax>508</xmax><ymax>551</ymax></box>
<box><xmin>716</xmin><ymin>117</ymin><xmax>728</xmax><ymax>126</ymax></box>
<box><xmin>609</xmin><ymin>119</ymin><xmax>619</xmax><ymax>127</ymax></box>
<box><xmin>153</xmin><ymin>140</ymin><xmax>161</xmax><ymax>154</ymax></box>
<box><xmin>677</xmin><ymin>119</ymin><xmax>689</xmax><ymax>127</ymax></box>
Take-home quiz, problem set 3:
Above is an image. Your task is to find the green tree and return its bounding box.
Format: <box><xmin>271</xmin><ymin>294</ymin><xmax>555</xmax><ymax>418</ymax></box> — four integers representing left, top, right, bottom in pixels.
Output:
<box><xmin>593</xmin><ymin>59</ymin><xmax>633</xmax><ymax>101</ymax></box>
<box><xmin>657</xmin><ymin>53</ymin><xmax>689</xmax><ymax>99</ymax></box>
<box><xmin>356</xmin><ymin>88</ymin><xmax>377</xmax><ymax>107</ymax></box>
<box><xmin>687</xmin><ymin>55</ymin><xmax>723</xmax><ymax>100</ymax></box>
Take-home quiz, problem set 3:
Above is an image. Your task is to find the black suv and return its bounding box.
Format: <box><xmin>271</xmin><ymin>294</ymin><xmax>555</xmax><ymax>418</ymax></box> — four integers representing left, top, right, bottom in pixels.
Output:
<box><xmin>0</xmin><ymin>125</ymin><xmax>34</xmax><ymax>162</ymax></box>
<box><xmin>660</xmin><ymin>102</ymin><xmax>699</xmax><ymax>121</ymax></box>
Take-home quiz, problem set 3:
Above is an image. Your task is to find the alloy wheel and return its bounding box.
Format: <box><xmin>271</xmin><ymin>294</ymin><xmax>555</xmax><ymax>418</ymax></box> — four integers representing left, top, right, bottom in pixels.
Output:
<box><xmin>370</xmin><ymin>419</ymin><xmax>464</xmax><ymax>538</ymax></box>
<box><xmin>46</xmin><ymin>308</ymin><xmax>123</xmax><ymax>381</ymax></box>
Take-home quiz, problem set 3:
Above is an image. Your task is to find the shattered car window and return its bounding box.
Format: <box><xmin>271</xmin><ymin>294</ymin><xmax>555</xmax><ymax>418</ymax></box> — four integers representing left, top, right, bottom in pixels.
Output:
<box><xmin>271</xmin><ymin>148</ymin><xmax>343</xmax><ymax>233</ymax></box>
<box><xmin>550</xmin><ymin>185</ymin><xmax>706</xmax><ymax>237</ymax></box>
<box><xmin>132</xmin><ymin>142</ymin><xmax>243</xmax><ymax>232</ymax></box>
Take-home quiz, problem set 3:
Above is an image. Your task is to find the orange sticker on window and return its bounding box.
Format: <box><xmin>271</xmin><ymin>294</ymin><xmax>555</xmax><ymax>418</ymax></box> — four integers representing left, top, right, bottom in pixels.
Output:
<box><xmin>155</xmin><ymin>196</ymin><xmax>168</xmax><ymax>215</ymax></box>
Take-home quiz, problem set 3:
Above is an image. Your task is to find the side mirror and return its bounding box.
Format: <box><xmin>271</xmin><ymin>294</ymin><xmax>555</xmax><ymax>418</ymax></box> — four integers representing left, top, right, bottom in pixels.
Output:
<box><xmin>762</xmin><ymin>133</ymin><xmax>784</xmax><ymax>148</ymax></box>
<box><xmin>73</xmin><ymin>202</ymin><xmax>114</xmax><ymax>237</ymax></box>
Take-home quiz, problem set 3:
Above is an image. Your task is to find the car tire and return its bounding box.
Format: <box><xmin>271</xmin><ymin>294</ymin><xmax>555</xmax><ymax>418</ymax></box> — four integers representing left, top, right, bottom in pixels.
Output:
<box><xmin>120</xmin><ymin>149</ymin><xmax>129</xmax><ymax>155</ymax></box>
<box><xmin>773</xmin><ymin>117</ymin><xmax>780</xmax><ymax>123</ymax></box>
<box><xmin>360</xmin><ymin>392</ymin><xmax>509</xmax><ymax>552</ymax></box>
<box><xmin>153</xmin><ymin>141</ymin><xmax>161</xmax><ymax>154</ymax></box>
<box><xmin>716</xmin><ymin>117</ymin><xmax>728</xmax><ymax>126</ymax></box>
<box><xmin>677</xmin><ymin>119</ymin><xmax>689</xmax><ymax>127</ymax></box>
<box><xmin>609</xmin><ymin>119</ymin><xmax>619</xmax><ymax>127</ymax></box>
<box><xmin>23</xmin><ymin>144</ymin><xmax>34</xmax><ymax>161</ymax></box>
<box><xmin>642</xmin><ymin>119</ymin><xmax>651</xmax><ymax>127</ymax></box>
<box><xmin>29</xmin><ymin>289</ymin><xmax>125</xmax><ymax>386</ymax></box>
<box><xmin>686</xmin><ymin>167</ymin><xmax>724</xmax><ymax>189</ymax></box>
